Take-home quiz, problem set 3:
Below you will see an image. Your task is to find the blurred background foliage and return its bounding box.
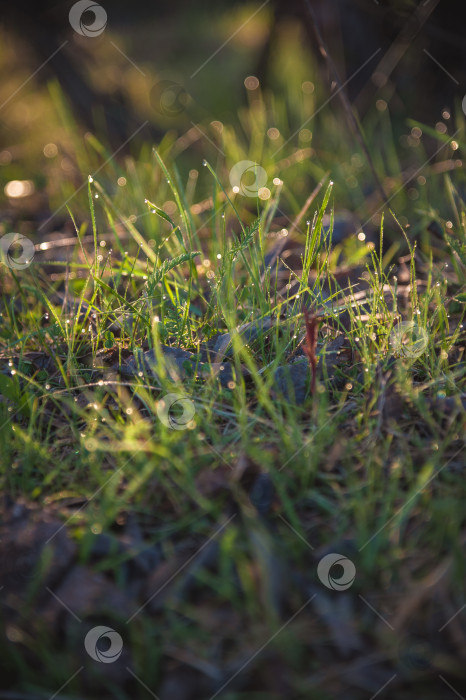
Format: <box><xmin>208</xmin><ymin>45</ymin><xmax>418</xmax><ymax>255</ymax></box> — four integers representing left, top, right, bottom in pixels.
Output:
<box><xmin>0</xmin><ymin>0</ymin><xmax>464</xmax><ymax>255</ymax></box>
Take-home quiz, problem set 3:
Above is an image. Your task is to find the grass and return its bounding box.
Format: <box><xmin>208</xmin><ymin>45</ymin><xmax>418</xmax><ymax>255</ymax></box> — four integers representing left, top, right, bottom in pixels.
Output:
<box><xmin>1</xmin><ymin>20</ymin><xmax>466</xmax><ymax>698</ymax></box>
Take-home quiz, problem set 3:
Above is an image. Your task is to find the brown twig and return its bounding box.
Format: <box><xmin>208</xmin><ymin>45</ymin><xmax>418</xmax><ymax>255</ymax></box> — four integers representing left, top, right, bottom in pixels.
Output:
<box><xmin>302</xmin><ymin>307</ymin><xmax>320</xmax><ymax>396</ymax></box>
<box><xmin>303</xmin><ymin>0</ymin><xmax>388</xmax><ymax>205</ymax></box>
<box><xmin>357</xmin><ymin>0</ymin><xmax>441</xmax><ymax>109</ymax></box>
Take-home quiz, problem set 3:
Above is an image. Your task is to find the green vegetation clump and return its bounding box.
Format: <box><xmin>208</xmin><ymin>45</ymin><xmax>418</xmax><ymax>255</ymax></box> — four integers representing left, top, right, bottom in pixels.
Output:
<box><xmin>0</xmin><ymin>6</ymin><xmax>465</xmax><ymax>697</ymax></box>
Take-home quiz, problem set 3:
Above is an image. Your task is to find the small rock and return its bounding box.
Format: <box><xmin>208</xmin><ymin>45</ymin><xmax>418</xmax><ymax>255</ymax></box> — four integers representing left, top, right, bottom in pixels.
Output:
<box><xmin>121</xmin><ymin>346</ymin><xmax>238</xmax><ymax>388</ymax></box>
<box><xmin>273</xmin><ymin>358</ymin><xmax>309</xmax><ymax>404</ymax></box>
<box><xmin>249</xmin><ymin>474</ymin><xmax>276</xmax><ymax>515</ymax></box>
<box><xmin>210</xmin><ymin>316</ymin><xmax>274</xmax><ymax>360</ymax></box>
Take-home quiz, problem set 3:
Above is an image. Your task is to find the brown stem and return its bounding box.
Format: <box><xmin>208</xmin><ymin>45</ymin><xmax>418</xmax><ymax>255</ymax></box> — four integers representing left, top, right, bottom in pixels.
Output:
<box><xmin>303</xmin><ymin>307</ymin><xmax>320</xmax><ymax>396</ymax></box>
